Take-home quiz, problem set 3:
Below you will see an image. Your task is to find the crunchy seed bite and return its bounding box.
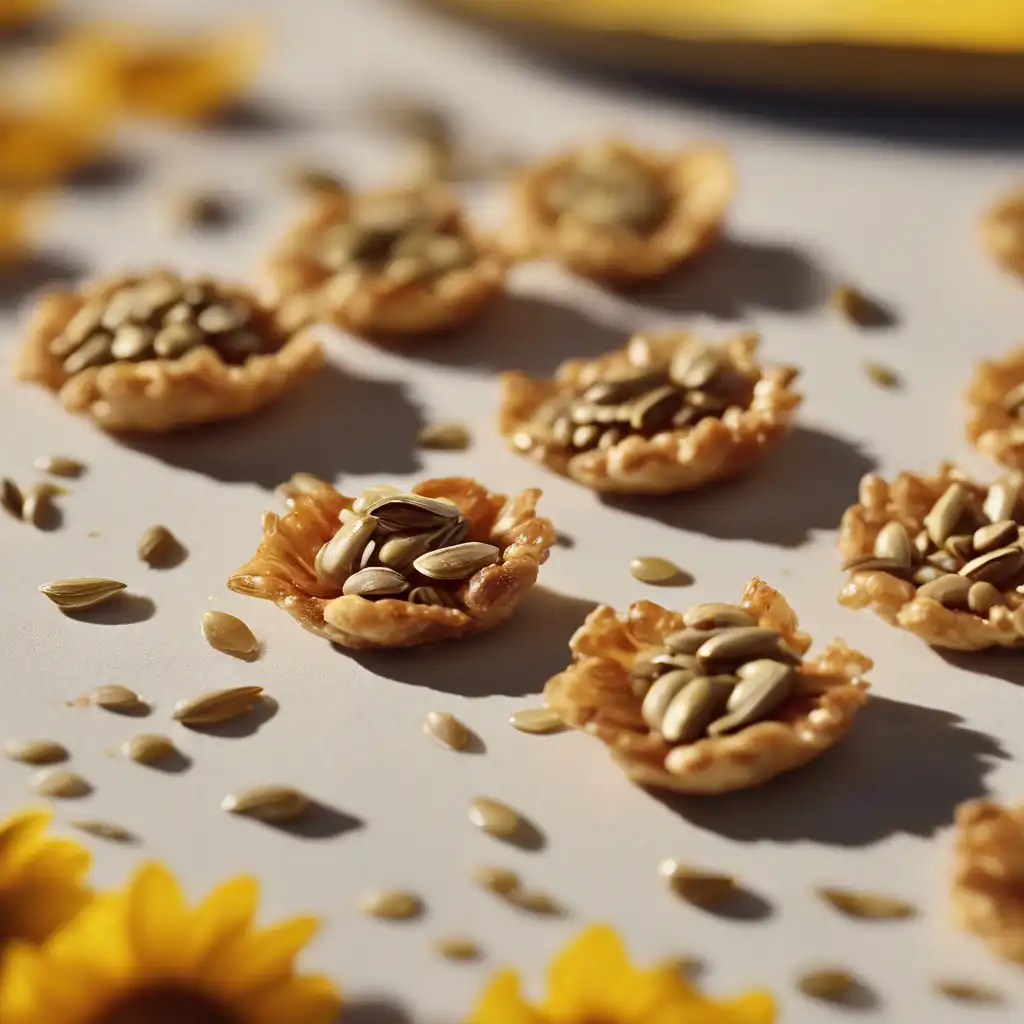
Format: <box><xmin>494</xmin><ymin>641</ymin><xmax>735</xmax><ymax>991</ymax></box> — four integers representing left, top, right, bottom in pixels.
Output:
<box><xmin>839</xmin><ymin>464</ymin><xmax>1024</xmax><ymax>650</ymax></box>
<box><xmin>981</xmin><ymin>186</ymin><xmax>1024</xmax><ymax>278</ymax></box>
<box><xmin>544</xmin><ymin>579</ymin><xmax>870</xmax><ymax>795</ymax></box>
<box><xmin>952</xmin><ymin>799</ymin><xmax>1024</xmax><ymax>963</ymax></box>
<box><xmin>966</xmin><ymin>345</ymin><xmax>1024</xmax><ymax>471</ymax></box>
<box><xmin>228</xmin><ymin>475</ymin><xmax>555</xmax><ymax>650</ymax></box>
<box><xmin>264</xmin><ymin>183</ymin><xmax>506</xmax><ymax>337</ymax></box>
<box><xmin>504</xmin><ymin>137</ymin><xmax>733</xmax><ymax>284</ymax></box>
<box><xmin>500</xmin><ymin>330</ymin><xmax>800</xmax><ymax>494</ymax></box>
<box><xmin>11</xmin><ymin>269</ymin><xmax>323</xmax><ymax>432</ymax></box>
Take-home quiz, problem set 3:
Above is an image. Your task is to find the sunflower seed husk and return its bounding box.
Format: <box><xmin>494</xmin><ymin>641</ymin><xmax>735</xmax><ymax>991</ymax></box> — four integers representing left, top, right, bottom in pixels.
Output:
<box><xmin>628</xmin><ymin>556</ymin><xmax>680</xmax><ymax>584</ymax></box>
<box><xmin>873</xmin><ymin>521</ymin><xmax>912</xmax><ymax>566</ymax></box>
<box><xmin>708</xmin><ymin>661</ymin><xmax>795</xmax><ymax>736</ymax></box>
<box><xmin>840</xmin><ymin>554</ymin><xmax>910</xmax><ymax>575</ymax></box>
<box><xmin>934</xmin><ymin>980</ymin><xmax>1004</xmax><ymax>1004</ymax></box>
<box><xmin>222</xmin><ymin>785</ymin><xmax>310</xmax><ymax>822</ymax></box>
<box><xmin>660</xmin><ymin>676</ymin><xmax>736</xmax><ymax>744</ymax></box>
<box><xmin>413</xmin><ymin>542</ymin><xmax>500</xmax><ymax>581</ymax></box>
<box><xmin>472</xmin><ymin>864</ymin><xmax>520</xmax><ymax>895</ymax></box>
<box><xmin>959</xmin><ymin>546</ymin><xmax>1023</xmax><ymax>585</ymax></box>
<box><xmin>378</xmin><ymin>527</ymin><xmax>448</xmax><ymax>573</ymax></box>
<box><xmin>582</xmin><ymin>370</ymin><xmax>665</xmax><ymax>405</ymax></box>
<box><xmin>944</xmin><ymin>533</ymin><xmax>975</xmax><ymax>562</ymax></box>
<box><xmin>816</xmin><ymin>887</ymin><xmax>915</xmax><ymax>919</ymax></box>
<box><xmin>342</xmin><ymin>566</ymin><xmax>410</xmax><ymax>597</ymax></box>
<box><xmin>351</xmin><ymin>484</ymin><xmax>402</xmax><ymax>515</ymax></box>
<box><xmin>21</xmin><ymin>487</ymin><xmax>52</xmax><ymax>528</ymax></box>
<box><xmin>315</xmin><ymin>515</ymin><xmax>378</xmax><ymax>586</ymax></box>
<box><xmin>469</xmin><ymin>797</ymin><xmax>522</xmax><ymax>839</ymax></box>
<box><xmin>797</xmin><ymin>968</ymin><xmax>856</xmax><ymax>1003</ymax></box>
<box><xmin>88</xmin><ymin>685</ymin><xmax>146</xmax><ymax>712</ymax></box>
<box><xmin>629</xmin><ymin>647</ymin><xmax>671</xmax><ymax>690</ymax></box>
<box><xmin>925</xmin><ymin>484</ymin><xmax>969</xmax><ymax>546</ymax></box>
<box><xmin>864</xmin><ymin>361</ymin><xmax>900</xmax><ymax>389</ymax></box>
<box><xmin>64</xmin><ymin>333</ymin><xmax>113</xmax><ymax>374</ymax></box>
<box><xmin>137</xmin><ymin>524</ymin><xmax>181</xmax><ymax>566</ymax></box>
<box><xmin>641</xmin><ymin>670</ymin><xmax>696</xmax><ymax>731</ymax></box>
<box><xmin>365</xmin><ymin>493</ymin><xmax>461</xmax><ymax>530</ymax></box>
<box><xmin>424</xmin><ymin>711</ymin><xmax>470</xmax><ymax>751</ymax></box>
<box><xmin>682</xmin><ymin>603</ymin><xmax>756</xmax><ymax>630</ymax></box>
<box><xmin>30</xmin><ymin>768</ymin><xmax>90</xmax><ymax>798</ymax></box>
<box><xmin>2</xmin><ymin>477</ymin><xmax>24</xmax><ymax>518</ymax></box>
<box><xmin>670</xmin><ymin>344</ymin><xmax>722</xmax><ymax>390</ymax></box>
<box><xmin>916</xmin><ymin>577</ymin><xmax>970</xmax><ymax>614</ymax></box>
<box><xmin>201</xmin><ymin>610</ymin><xmax>259</xmax><ymax>658</ymax></box>
<box><xmin>659</xmin><ymin>860</ymin><xmax>737</xmax><ymax>906</ymax></box>
<box><xmin>418</xmin><ymin>422</ymin><xmax>471</xmax><ymax>450</ymax></box>
<box><xmin>664</xmin><ymin>627</ymin><xmax>730</xmax><ymax>655</ymax></box>
<box><xmin>968</xmin><ymin>581</ymin><xmax>1004</xmax><ymax>616</ymax></box>
<box><xmin>629</xmin><ymin>386</ymin><xmax>683</xmax><ymax>433</ymax></box>
<box><xmin>120</xmin><ymin>733</ymin><xmax>176</xmax><ymax>765</ymax></box>
<box><xmin>912</xmin><ymin>565</ymin><xmax>948</xmax><ymax>585</ymax></box>
<box><xmin>4</xmin><ymin>738</ymin><xmax>69</xmax><ymax>765</ymax></box>
<box><xmin>696</xmin><ymin>627</ymin><xmax>785</xmax><ymax>671</ymax></box>
<box><xmin>832</xmin><ymin>284</ymin><xmax>889</xmax><ymax>327</ymax></box>
<box><xmin>358</xmin><ymin>889</ymin><xmax>423</xmax><ymax>921</ymax></box>
<box><xmin>39</xmin><ymin>578</ymin><xmax>127</xmax><ymax>611</ymax></box>
<box><xmin>434</xmin><ymin>936</ymin><xmax>481</xmax><ymax>961</ymax></box>
<box><xmin>173</xmin><ymin>686</ymin><xmax>264</xmax><ymax>726</ymax></box>
<box><xmin>509</xmin><ymin>708</ymin><xmax>565</xmax><ymax>735</ymax></box>
<box><xmin>984</xmin><ymin>475</ymin><xmax>1022</xmax><ymax>524</ymax></box>
<box><xmin>70</xmin><ymin>820</ymin><xmax>136</xmax><ymax>843</ymax></box>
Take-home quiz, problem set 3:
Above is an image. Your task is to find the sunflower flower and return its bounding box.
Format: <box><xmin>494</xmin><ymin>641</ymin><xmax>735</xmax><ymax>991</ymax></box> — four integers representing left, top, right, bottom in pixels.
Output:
<box><xmin>0</xmin><ymin>861</ymin><xmax>341</xmax><ymax>1024</ymax></box>
<box><xmin>0</xmin><ymin>808</ymin><xmax>91</xmax><ymax>948</ymax></box>
<box><xmin>468</xmin><ymin>924</ymin><xmax>775</xmax><ymax>1024</ymax></box>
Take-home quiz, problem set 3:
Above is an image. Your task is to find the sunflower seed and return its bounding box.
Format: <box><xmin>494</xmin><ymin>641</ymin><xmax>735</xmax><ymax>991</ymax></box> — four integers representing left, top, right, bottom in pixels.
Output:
<box><xmin>59</xmin><ymin>301</ymin><xmax>106</xmax><ymax>350</ymax></box>
<box><xmin>287</xmin><ymin>166</ymin><xmax>349</xmax><ymax>198</ymax></box>
<box><xmin>582</xmin><ymin>370</ymin><xmax>665</xmax><ymax>405</ymax></box>
<box><xmin>4</xmin><ymin>738</ymin><xmax>68</xmax><ymax>765</ymax></box>
<box><xmin>659</xmin><ymin>860</ymin><xmax>737</xmax><ymax>906</ymax></box>
<box><xmin>413</xmin><ymin>542</ymin><xmax>500</xmax><ymax>580</ymax></box>
<box><xmin>925</xmin><ymin>484</ymin><xmax>969</xmax><ymax>546</ymax></box>
<box><xmin>973</xmin><ymin>520</ymin><xmax>1018</xmax><ymax>553</ymax></box>
<box><xmin>33</xmin><ymin>455</ymin><xmax>85</xmax><ymax>477</ymax></box>
<box><xmin>664</xmin><ymin>627</ymin><xmax>730</xmax><ymax>655</ymax></box>
<box><xmin>110</xmin><ymin>324</ymin><xmax>156</xmax><ymax>361</ymax></box>
<box><xmin>39</xmin><ymin>578</ymin><xmax>126</xmax><ymax>610</ymax></box>
<box><xmin>173</xmin><ymin>686</ymin><xmax>264</xmax><ymax>726</ymax></box>
<box><xmin>359</xmin><ymin>889</ymin><xmax>424</xmax><ymax>920</ymax></box>
<box><xmin>670</xmin><ymin>344</ymin><xmax>722</xmax><ymax>390</ymax></box>
<box><xmin>197</xmin><ymin>302</ymin><xmax>249</xmax><ymax>334</ymax></box>
<box><xmin>959</xmin><ymin>546</ymin><xmax>1023</xmax><ymax>585</ymax></box>
<box><xmin>927</xmin><ymin>551</ymin><xmax>960</xmax><ymax>573</ymax></box>
<box><xmin>509</xmin><ymin>708</ymin><xmax>565</xmax><ymax>735</ymax></box>
<box><xmin>934</xmin><ymin>980</ymin><xmax>1004</xmax><ymax>1004</ymax></box>
<box><xmin>912</xmin><ymin>565</ymin><xmax>948</xmax><ymax>585</ymax></box>
<box><xmin>201</xmin><ymin>610</ymin><xmax>259</xmax><ymax>658</ymax></box>
<box><xmin>222</xmin><ymin>785</ymin><xmax>310</xmax><ymax>822</ymax></box>
<box><xmin>696</xmin><ymin>627</ymin><xmax>785</xmax><ymax>671</ymax></box>
<box><xmin>472</xmin><ymin>865</ymin><xmax>520</xmax><ymax>895</ymax></box>
<box><xmin>651</xmin><ymin>651</ymin><xmax>699</xmax><ymax>671</ymax></box>
<box><xmin>378</xmin><ymin>527</ymin><xmax>447</xmax><ymax>573</ymax></box>
<box><xmin>660</xmin><ymin>676</ymin><xmax>737</xmax><ymax>743</ymax></box>
<box><xmin>864</xmin><ymin>361</ymin><xmax>900</xmax><ymax>389</ymax></box>
<box><xmin>832</xmin><ymin>284</ymin><xmax>890</xmax><ymax>327</ymax></box>
<box><xmin>70</xmin><ymin>820</ymin><xmax>136</xmax><ymax>843</ymax></box>
<box><xmin>365</xmin><ymin>493</ymin><xmax>461</xmax><ymax>530</ymax></box>
<box><xmin>641</xmin><ymin>670</ymin><xmax>696</xmax><ymax>731</ymax></box>
<box><xmin>912</xmin><ymin>530</ymin><xmax>935</xmax><ymax>558</ymax></box>
<box><xmin>1003</xmin><ymin>381</ymin><xmax>1024</xmax><ymax>414</ymax></box>
<box><xmin>342</xmin><ymin>566</ymin><xmax>410</xmax><ymax>597</ymax></box>
<box><xmin>873</xmin><ymin>521</ymin><xmax>912</xmax><ymax>566</ymax></box>
<box><xmin>797</xmin><ymin>968</ymin><xmax>856</xmax><ymax>1003</ymax></box>
<box><xmin>30</xmin><ymin>768</ymin><xmax>90</xmax><ymax>798</ymax></box>
<box><xmin>137</xmin><ymin>525</ymin><xmax>181</xmax><ymax>566</ymax></box>
<box><xmin>2</xmin><ymin>477</ymin><xmax>24</xmax><ymax>518</ymax></box>
<box><xmin>571</xmin><ymin>424</ymin><xmax>600</xmax><ymax>449</ymax></box>
<box><xmin>120</xmin><ymin>733</ymin><xmax>176</xmax><ymax>765</ymax></box>
<box><xmin>64</xmin><ymin>333</ymin><xmax>113</xmax><ymax>374</ymax></box>
<box><xmin>154</xmin><ymin>322</ymin><xmax>204</xmax><ymax>359</ymax></box>
<box><xmin>629</xmin><ymin>386</ymin><xmax>683</xmax><ymax>433</ymax></box>
<box><xmin>944</xmin><ymin>534</ymin><xmax>975</xmax><ymax>562</ymax></box>
<box><xmin>88</xmin><ymin>684</ymin><xmax>146</xmax><ymax>712</ymax></box>
<box><xmin>418</xmin><ymin>422</ymin><xmax>471</xmax><ymax>450</ymax></box>
<box><xmin>816</xmin><ymin>887</ymin><xmax>915</xmax><ymax>919</ymax></box>
<box><xmin>505</xmin><ymin>890</ymin><xmax>561</xmax><ymax>915</ymax></box>
<box><xmin>434</xmin><ymin>936</ymin><xmax>481</xmax><ymax>961</ymax></box>
<box><xmin>21</xmin><ymin>487</ymin><xmax>53</xmax><ymax>528</ymax></box>
<box><xmin>408</xmin><ymin>586</ymin><xmax>458</xmax><ymax>608</ymax></box>
<box><xmin>682</xmin><ymin>603</ymin><xmax>755</xmax><ymax>629</ymax></box>
<box><xmin>984</xmin><ymin>475</ymin><xmax>1022</xmax><ymax>524</ymax></box>
<box><xmin>968</xmin><ymin>581</ymin><xmax>1004</xmax><ymax>615</ymax></box>
<box><xmin>708</xmin><ymin>661</ymin><xmax>794</xmax><ymax>736</ymax></box>
<box><xmin>469</xmin><ymin>797</ymin><xmax>522</xmax><ymax>838</ymax></box>
<box><xmin>316</xmin><ymin>515</ymin><xmax>378</xmax><ymax>586</ymax></box>
<box><xmin>840</xmin><ymin>554</ymin><xmax>910</xmax><ymax>574</ymax></box>
<box><xmin>628</xmin><ymin>556</ymin><xmax>680</xmax><ymax>584</ymax></box>
<box><xmin>424</xmin><ymin>711</ymin><xmax>470</xmax><ymax>750</ymax></box>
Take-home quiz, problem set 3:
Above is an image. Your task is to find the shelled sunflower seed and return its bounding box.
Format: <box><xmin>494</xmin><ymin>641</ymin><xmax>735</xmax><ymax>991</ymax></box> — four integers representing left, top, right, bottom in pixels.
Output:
<box><xmin>864</xmin><ymin>361</ymin><xmax>900</xmax><ymax>389</ymax></box>
<box><xmin>173</xmin><ymin>686</ymin><xmax>264</xmax><ymax>726</ymax></box>
<box><xmin>509</xmin><ymin>708</ymin><xmax>564</xmax><ymax>734</ymax></box>
<box><xmin>21</xmin><ymin>484</ymin><xmax>59</xmax><ymax>528</ymax></box>
<box><xmin>4</xmin><ymin>738</ymin><xmax>69</xmax><ymax>765</ymax></box>
<box><xmin>168</xmin><ymin>191</ymin><xmax>235</xmax><ymax>231</ymax></box>
<box><xmin>120</xmin><ymin>734</ymin><xmax>177</xmax><ymax>766</ymax></box>
<box><xmin>816</xmin><ymin>887</ymin><xmax>915</xmax><ymax>920</ymax></box>
<box><xmin>628</xmin><ymin>601</ymin><xmax>801</xmax><ymax>745</ymax></box>
<box><xmin>71</xmin><ymin>820</ymin><xmax>136</xmax><ymax>843</ymax></box>
<box><xmin>843</xmin><ymin>474</ymin><xmax>1024</xmax><ymax>621</ymax></box>
<box><xmin>472</xmin><ymin>865</ymin><xmax>521</xmax><ymax>896</ymax></box>
<box><xmin>469</xmin><ymin>797</ymin><xmax>523</xmax><ymax>839</ymax></box>
<box><xmin>934</xmin><ymin>980</ymin><xmax>1004</xmax><ymax>1004</ymax></box>
<box><xmin>137</xmin><ymin>525</ymin><xmax>182</xmax><ymax>566</ymax></box>
<box><xmin>831</xmin><ymin>285</ymin><xmax>892</xmax><ymax>328</ymax></box>
<box><xmin>2</xmin><ymin>477</ymin><xmax>24</xmax><ymax>518</ymax></box>
<box><xmin>417</xmin><ymin>422</ymin><xmax>471</xmax><ymax>451</ymax></box>
<box><xmin>512</xmin><ymin>336</ymin><xmax>753</xmax><ymax>456</ymax></box>
<box><xmin>39</xmin><ymin>578</ymin><xmax>126</xmax><ymax>610</ymax></box>
<box><xmin>202</xmin><ymin>611</ymin><xmax>260</xmax><ymax>659</ymax></box>
<box><xmin>86</xmin><ymin>685</ymin><xmax>148</xmax><ymax>713</ymax></box>
<box><xmin>313</xmin><ymin>488</ymin><xmax>498</xmax><ymax>611</ymax></box>
<box><xmin>358</xmin><ymin>890</ymin><xmax>423</xmax><ymax>921</ymax></box>
<box><xmin>797</xmin><ymin>968</ymin><xmax>857</xmax><ymax>1003</ymax></box>
<box><xmin>222</xmin><ymin>785</ymin><xmax>310</xmax><ymax>823</ymax></box>
<box><xmin>30</xmin><ymin>768</ymin><xmax>90</xmax><ymax>798</ymax></box>
<box><xmin>659</xmin><ymin>859</ymin><xmax>738</xmax><ymax>907</ymax></box>
<box><xmin>629</xmin><ymin>556</ymin><xmax>681</xmax><ymax>584</ymax></box>
<box><xmin>48</xmin><ymin>272</ymin><xmax>280</xmax><ymax>375</ymax></box>
<box><xmin>433</xmin><ymin>936</ymin><xmax>481</xmax><ymax>961</ymax></box>
<box><xmin>34</xmin><ymin>454</ymin><xmax>85</xmax><ymax>477</ymax></box>
<box><xmin>424</xmin><ymin>711</ymin><xmax>471</xmax><ymax>750</ymax></box>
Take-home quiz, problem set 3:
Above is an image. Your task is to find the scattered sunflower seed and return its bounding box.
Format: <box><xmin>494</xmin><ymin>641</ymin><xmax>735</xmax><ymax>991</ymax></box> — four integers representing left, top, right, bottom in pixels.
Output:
<box><xmin>87</xmin><ymin>685</ymin><xmax>147</xmax><ymax>713</ymax></box>
<box><xmin>33</xmin><ymin>455</ymin><xmax>85</xmax><ymax>477</ymax></box>
<box><xmin>39</xmin><ymin>578</ymin><xmax>127</xmax><ymax>611</ymax></box>
<box><xmin>358</xmin><ymin>889</ymin><xmax>424</xmax><ymax>921</ymax></box>
<box><xmin>831</xmin><ymin>285</ymin><xmax>892</xmax><ymax>328</ymax></box>
<box><xmin>509</xmin><ymin>708</ymin><xmax>565</xmax><ymax>734</ymax></box>
<box><xmin>21</xmin><ymin>486</ymin><xmax>55</xmax><ymax>528</ymax></box>
<box><xmin>120</xmin><ymin>733</ymin><xmax>176</xmax><ymax>765</ymax></box>
<box><xmin>169</xmin><ymin>191</ymin><xmax>234</xmax><ymax>231</ymax></box>
<box><xmin>472</xmin><ymin>865</ymin><xmax>521</xmax><ymax>895</ymax></box>
<box><xmin>286</xmin><ymin>166</ymin><xmax>349</xmax><ymax>198</ymax></box>
<box><xmin>864</xmin><ymin>361</ymin><xmax>901</xmax><ymax>390</ymax></box>
<box><xmin>469</xmin><ymin>797</ymin><xmax>522</xmax><ymax>839</ymax></box>
<box><xmin>1</xmin><ymin>477</ymin><xmax>24</xmax><ymax>518</ymax></box>
<box><xmin>201</xmin><ymin>610</ymin><xmax>260</xmax><ymax>659</ymax></box>
<box><xmin>417</xmin><ymin>422</ymin><xmax>471</xmax><ymax>451</ymax></box>
<box><xmin>424</xmin><ymin>711</ymin><xmax>471</xmax><ymax>751</ymax></box>
<box><xmin>659</xmin><ymin>859</ymin><xmax>737</xmax><ymax>906</ymax></box>
<box><xmin>70</xmin><ymin>820</ymin><xmax>136</xmax><ymax>843</ymax></box>
<box><xmin>173</xmin><ymin>686</ymin><xmax>264</xmax><ymax>726</ymax></box>
<box><xmin>629</xmin><ymin>556</ymin><xmax>681</xmax><ymax>584</ymax></box>
<box><xmin>434</xmin><ymin>936</ymin><xmax>481</xmax><ymax>961</ymax></box>
<box><xmin>816</xmin><ymin>887</ymin><xmax>915</xmax><ymax>919</ymax></box>
<box><xmin>4</xmin><ymin>738</ymin><xmax>69</xmax><ymax>765</ymax></box>
<box><xmin>934</xmin><ymin>980</ymin><xmax>1004</xmax><ymax>1004</ymax></box>
<box><xmin>797</xmin><ymin>968</ymin><xmax>856</xmax><ymax>1003</ymax></box>
<box><xmin>30</xmin><ymin>768</ymin><xmax>90</xmax><ymax>798</ymax></box>
<box><xmin>222</xmin><ymin>784</ymin><xmax>310</xmax><ymax>823</ymax></box>
<box><xmin>505</xmin><ymin>889</ymin><xmax>561</xmax><ymax>915</ymax></box>
<box><xmin>137</xmin><ymin>525</ymin><xmax>182</xmax><ymax>567</ymax></box>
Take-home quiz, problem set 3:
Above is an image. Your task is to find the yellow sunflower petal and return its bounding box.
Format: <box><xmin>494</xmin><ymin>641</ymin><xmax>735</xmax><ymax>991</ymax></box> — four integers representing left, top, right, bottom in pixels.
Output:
<box><xmin>0</xmin><ymin>809</ymin><xmax>50</xmax><ymax>861</ymax></box>
<box><xmin>245</xmin><ymin>972</ymin><xmax>342</xmax><ymax>1024</ymax></box>
<box><xmin>125</xmin><ymin>861</ymin><xmax>189</xmax><ymax>973</ymax></box>
<box><xmin>17</xmin><ymin>838</ymin><xmax>91</xmax><ymax>883</ymax></box>
<box><xmin>714</xmin><ymin>990</ymin><xmax>777</xmax><ymax>1023</ymax></box>
<box><xmin>189</xmin><ymin>874</ymin><xmax>260</xmax><ymax>964</ymax></box>
<box><xmin>543</xmin><ymin>924</ymin><xmax>634</xmax><ymax>1020</ymax></box>
<box><xmin>0</xmin><ymin>943</ymin><xmax>46</xmax><ymax>1024</ymax></box>
<box><xmin>468</xmin><ymin>969</ymin><xmax>546</xmax><ymax>1024</ymax></box>
<box><xmin>2</xmin><ymin>880</ymin><xmax>93</xmax><ymax>944</ymax></box>
<box><xmin>209</xmin><ymin>915</ymin><xmax>321</xmax><ymax>997</ymax></box>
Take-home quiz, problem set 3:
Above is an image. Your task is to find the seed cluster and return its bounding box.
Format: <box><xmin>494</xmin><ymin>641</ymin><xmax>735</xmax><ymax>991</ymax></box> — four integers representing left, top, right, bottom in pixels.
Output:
<box><xmin>514</xmin><ymin>338</ymin><xmax>752</xmax><ymax>456</ymax></box>
<box><xmin>629</xmin><ymin>602</ymin><xmax>802</xmax><ymax>744</ymax></box>
<box><xmin>844</xmin><ymin>474</ymin><xmax>1024</xmax><ymax>617</ymax></box>
<box><xmin>315</xmin><ymin>486</ymin><xmax>500</xmax><ymax>607</ymax></box>
<box><xmin>49</xmin><ymin>273</ymin><xmax>278</xmax><ymax>376</ymax></box>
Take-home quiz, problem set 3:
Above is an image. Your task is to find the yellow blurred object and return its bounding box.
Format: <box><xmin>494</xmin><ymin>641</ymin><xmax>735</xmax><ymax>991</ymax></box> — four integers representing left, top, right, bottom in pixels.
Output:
<box><xmin>50</xmin><ymin>22</ymin><xmax>267</xmax><ymax>122</ymax></box>
<box><xmin>0</xmin><ymin>192</ymin><xmax>38</xmax><ymax>263</ymax></box>
<box><xmin>0</xmin><ymin>0</ymin><xmax>52</xmax><ymax>29</ymax></box>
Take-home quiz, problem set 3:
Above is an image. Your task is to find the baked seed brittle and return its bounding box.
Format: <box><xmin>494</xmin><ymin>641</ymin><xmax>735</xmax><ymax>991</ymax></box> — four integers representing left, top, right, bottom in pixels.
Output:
<box><xmin>264</xmin><ymin>183</ymin><xmax>506</xmax><ymax>337</ymax></box>
<box><xmin>952</xmin><ymin>799</ymin><xmax>1024</xmax><ymax>964</ymax></box>
<box><xmin>980</xmin><ymin>186</ymin><xmax>1024</xmax><ymax>279</ymax></box>
<box><xmin>839</xmin><ymin>464</ymin><xmax>1024</xmax><ymax>650</ymax></box>
<box><xmin>544</xmin><ymin>578</ymin><xmax>870</xmax><ymax>795</ymax></box>
<box><xmin>228</xmin><ymin>475</ymin><xmax>555</xmax><ymax>650</ymax></box>
<box><xmin>966</xmin><ymin>344</ymin><xmax>1024</xmax><ymax>471</ymax></box>
<box><xmin>11</xmin><ymin>269</ymin><xmax>323</xmax><ymax>432</ymax></box>
<box><xmin>499</xmin><ymin>330</ymin><xmax>800</xmax><ymax>494</ymax></box>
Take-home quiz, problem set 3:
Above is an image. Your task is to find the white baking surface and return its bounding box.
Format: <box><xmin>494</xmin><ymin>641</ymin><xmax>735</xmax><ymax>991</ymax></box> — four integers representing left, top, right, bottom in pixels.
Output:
<box><xmin>3</xmin><ymin>1</ymin><xmax>1024</xmax><ymax>1020</ymax></box>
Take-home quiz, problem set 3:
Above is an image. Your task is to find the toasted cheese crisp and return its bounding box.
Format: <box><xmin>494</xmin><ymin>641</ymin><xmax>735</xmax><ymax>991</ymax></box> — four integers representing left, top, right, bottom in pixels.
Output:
<box><xmin>967</xmin><ymin>344</ymin><xmax>1024</xmax><ymax>471</ymax></box>
<box><xmin>981</xmin><ymin>187</ymin><xmax>1024</xmax><ymax>279</ymax></box>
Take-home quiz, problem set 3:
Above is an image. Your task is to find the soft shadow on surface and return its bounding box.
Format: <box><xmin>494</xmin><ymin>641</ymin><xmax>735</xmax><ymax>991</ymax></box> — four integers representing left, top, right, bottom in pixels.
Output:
<box><xmin>0</xmin><ymin>253</ymin><xmax>87</xmax><ymax>311</ymax></box>
<box><xmin>938</xmin><ymin>649</ymin><xmax>1024</xmax><ymax>686</ymax></box>
<box><xmin>602</xmin><ymin>425</ymin><xmax>875</xmax><ymax>548</ymax></box>
<box><xmin>631</xmin><ymin>236</ymin><xmax>830</xmax><ymax>318</ymax></box>
<box><xmin>184</xmin><ymin>696</ymin><xmax>278</xmax><ymax>739</ymax></box>
<box><xmin>420</xmin><ymin>292</ymin><xmax>626</xmax><ymax>376</ymax></box>
<box><xmin>338</xmin><ymin>999</ymin><xmax>411</xmax><ymax>1024</ymax></box>
<box><xmin>124</xmin><ymin>364</ymin><xmax>424</xmax><ymax>488</ymax></box>
<box><xmin>0</xmin><ymin>15</ymin><xmax>63</xmax><ymax>47</ymax></box>
<box><xmin>65</xmin><ymin>154</ymin><xmax>146</xmax><ymax>193</ymax></box>
<box><xmin>654</xmin><ymin>697</ymin><xmax>1005</xmax><ymax>847</ymax></box>
<box><xmin>65</xmin><ymin>594</ymin><xmax>156</xmax><ymax>626</ymax></box>
<box><xmin>203</xmin><ymin>97</ymin><xmax>306</xmax><ymax>135</ymax></box>
<box><xmin>347</xmin><ymin>588</ymin><xmax>598</xmax><ymax>698</ymax></box>
<box><xmin>271</xmin><ymin>801</ymin><xmax>364</xmax><ymax>841</ymax></box>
